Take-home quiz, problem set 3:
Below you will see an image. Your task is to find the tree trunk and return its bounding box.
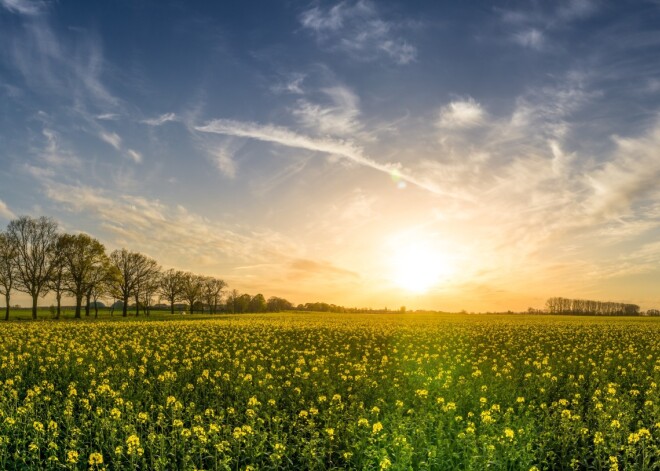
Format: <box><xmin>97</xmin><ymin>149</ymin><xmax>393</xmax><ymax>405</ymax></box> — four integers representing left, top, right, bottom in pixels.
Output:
<box><xmin>85</xmin><ymin>291</ymin><xmax>91</xmax><ymax>317</ymax></box>
<box><xmin>75</xmin><ymin>294</ymin><xmax>82</xmax><ymax>319</ymax></box>
<box><xmin>135</xmin><ymin>294</ymin><xmax>139</xmax><ymax>317</ymax></box>
<box><xmin>171</xmin><ymin>298</ymin><xmax>175</xmax><ymax>315</ymax></box>
<box><xmin>4</xmin><ymin>293</ymin><xmax>9</xmax><ymax>321</ymax></box>
<box><xmin>32</xmin><ymin>295</ymin><xmax>38</xmax><ymax>320</ymax></box>
<box><xmin>56</xmin><ymin>293</ymin><xmax>61</xmax><ymax>320</ymax></box>
<box><xmin>122</xmin><ymin>295</ymin><xmax>128</xmax><ymax>317</ymax></box>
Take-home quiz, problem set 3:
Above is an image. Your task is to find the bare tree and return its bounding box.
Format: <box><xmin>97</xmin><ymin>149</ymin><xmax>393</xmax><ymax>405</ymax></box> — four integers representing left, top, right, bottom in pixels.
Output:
<box><xmin>133</xmin><ymin>254</ymin><xmax>160</xmax><ymax>317</ymax></box>
<box><xmin>202</xmin><ymin>277</ymin><xmax>227</xmax><ymax>314</ymax></box>
<box><xmin>139</xmin><ymin>268</ymin><xmax>161</xmax><ymax>316</ymax></box>
<box><xmin>6</xmin><ymin>216</ymin><xmax>59</xmax><ymax>320</ymax></box>
<box><xmin>0</xmin><ymin>232</ymin><xmax>17</xmax><ymax>321</ymax></box>
<box><xmin>108</xmin><ymin>249</ymin><xmax>143</xmax><ymax>317</ymax></box>
<box><xmin>89</xmin><ymin>267</ymin><xmax>112</xmax><ymax>319</ymax></box>
<box><xmin>85</xmin><ymin>258</ymin><xmax>112</xmax><ymax>317</ymax></box>
<box><xmin>159</xmin><ymin>269</ymin><xmax>185</xmax><ymax>314</ymax></box>
<box><xmin>59</xmin><ymin>233</ymin><xmax>108</xmax><ymax>319</ymax></box>
<box><xmin>47</xmin><ymin>238</ymin><xmax>66</xmax><ymax>319</ymax></box>
<box><xmin>182</xmin><ymin>272</ymin><xmax>204</xmax><ymax>314</ymax></box>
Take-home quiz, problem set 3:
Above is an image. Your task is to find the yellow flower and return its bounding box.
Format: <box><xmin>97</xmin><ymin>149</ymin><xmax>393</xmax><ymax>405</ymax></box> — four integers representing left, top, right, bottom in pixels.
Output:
<box><xmin>609</xmin><ymin>455</ymin><xmax>618</xmax><ymax>471</ymax></box>
<box><xmin>66</xmin><ymin>450</ymin><xmax>79</xmax><ymax>463</ymax></box>
<box><xmin>380</xmin><ymin>457</ymin><xmax>392</xmax><ymax>469</ymax></box>
<box><xmin>594</xmin><ymin>432</ymin><xmax>604</xmax><ymax>445</ymax></box>
<box><xmin>88</xmin><ymin>452</ymin><xmax>103</xmax><ymax>465</ymax></box>
<box><xmin>372</xmin><ymin>421</ymin><xmax>383</xmax><ymax>434</ymax></box>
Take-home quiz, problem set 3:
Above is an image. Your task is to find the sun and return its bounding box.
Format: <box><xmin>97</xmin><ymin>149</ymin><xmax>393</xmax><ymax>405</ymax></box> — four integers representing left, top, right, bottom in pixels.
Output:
<box><xmin>390</xmin><ymin>240</ymin><xmax>454</xmax><ymax>293</ymax></box>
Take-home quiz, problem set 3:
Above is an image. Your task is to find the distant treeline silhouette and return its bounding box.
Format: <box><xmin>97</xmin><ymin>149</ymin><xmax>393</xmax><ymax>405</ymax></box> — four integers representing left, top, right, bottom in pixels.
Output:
<box><xmin>544</xmin><ymin>297</ymin><xmax>653</xmax><ymax>316</ymax></box>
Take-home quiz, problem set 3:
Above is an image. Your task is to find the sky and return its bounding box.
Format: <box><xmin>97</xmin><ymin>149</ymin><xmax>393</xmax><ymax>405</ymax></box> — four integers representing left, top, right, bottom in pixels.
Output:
<box><xmin>1</xmin><ymin>0</ymin><xmax>660</xmax><ymax>312</ymax></box>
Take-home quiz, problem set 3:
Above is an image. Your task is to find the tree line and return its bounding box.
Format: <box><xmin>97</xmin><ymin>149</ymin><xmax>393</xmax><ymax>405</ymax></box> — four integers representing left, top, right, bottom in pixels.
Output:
<box><xmin>0</xmin><ymin>216</ymin><xmax>292</xmax><ymax>320</ymax></box>
<box><xmin>544</xmin><ymin>297</ymin><xmax>645</xmax><ymax>316</ymax></box>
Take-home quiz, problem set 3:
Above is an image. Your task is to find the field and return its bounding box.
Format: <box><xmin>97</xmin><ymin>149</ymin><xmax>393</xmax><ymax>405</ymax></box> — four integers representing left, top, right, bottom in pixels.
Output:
<box><xmin>0</xmin><ymin>313</ymin><xmax>658</xmax><ymax>470</ymax></box>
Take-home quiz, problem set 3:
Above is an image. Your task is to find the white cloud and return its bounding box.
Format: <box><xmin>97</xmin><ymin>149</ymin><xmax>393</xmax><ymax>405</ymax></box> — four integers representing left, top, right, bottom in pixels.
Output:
<box><xmin>141</xmin><ymin>112</ymin><xmax>177</xmax><ymax>126</ymax></box>
<box><xmin>437</xmin><ymin>98</ymin><xmax>486</xmax><ymax>129</ymax></box>
<box><xmin>514</xmin><ymin>29</ymin><xmax>545</xmax><ymax>50</ymax></box>
<box><xmin>195</xmin><ymin>119</ymin><xmax>464</xmax><ymax>199</ymax></box>
<box><xmin>584</xmin><ymin>123</ymin><xmax>660</xmax><ymax>220</ymax></box>
<box><xmin>99</xmin><ymin>131</ymin><xmax>122</xmax><ymax>150</ymax></box>
<box><xmin>0</xmin><ymin>0</ymin><xmax>43</xmax><ymax>15</ymax></box>
<box><xmin>272</xmin><ymin>74</ymin><xmax>306</xmax><ymax>95</ymax></box>
<box><xmin>292</xmin><ymin>85</ymin><xmax>361</xmax><ymax>136</ymax></box>
<box><xmin>126</xmin><ymin>149</ymin><xmax>143</xmax><ymax>164</ymax></box>
<box><xmin>558</xmin><ymin>0</ymin><xmax>598</xmax><ymax>21</ymax></box>
<box><xmin>40</xmin><ymin>128</ymin><xmax>82</xmax><ymax>169</ymax></box>
<box><xmin>208</xmin><ymin>147</ymin><xmax>236</xmax><ymax>179</ymax></box>
<box><xmin>0</xmin><ymin>200</ymin><xmax>16</xmax><ymax>220</ymax></box>
<box><xmin>39</xmin><ymin>180</ymin><xmax>303</xmax><ymax>274</ymax></box>
<box><xmin>8</xmin><ymin>17</ymin><xmax>119</xmax><ymax>109</ymax></box>
<box><xmin>96</xmin><ymin>113</ymin><xmax>119</xmax><ymax>120</ymax></box>
<box><xmin>300</xmin><ymin>0</ymin><xmax>417</xmax><ymax>64</ymax></box>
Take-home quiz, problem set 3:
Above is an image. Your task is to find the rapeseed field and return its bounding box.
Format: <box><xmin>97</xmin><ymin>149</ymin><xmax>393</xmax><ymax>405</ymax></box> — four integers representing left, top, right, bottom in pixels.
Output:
<box><xmin>0</xmin><ymin>313</ymin><xmax>658</xmax><ymax>470</ymax></box>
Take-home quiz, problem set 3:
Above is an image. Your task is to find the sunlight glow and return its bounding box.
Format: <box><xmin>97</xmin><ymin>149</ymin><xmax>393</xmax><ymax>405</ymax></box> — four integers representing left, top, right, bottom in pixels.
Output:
<box><xmin>390</xmin><ymin>239</ymin><xmax>454</xmax><ymax>293</ymax></box>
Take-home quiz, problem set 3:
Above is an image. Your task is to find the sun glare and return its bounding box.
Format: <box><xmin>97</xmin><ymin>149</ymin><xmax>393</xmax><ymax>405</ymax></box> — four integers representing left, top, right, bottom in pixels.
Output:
<box><xmin>390</xmin><ymin>240</ymin><xmax>454</xmax><ymax>293</ymax></box>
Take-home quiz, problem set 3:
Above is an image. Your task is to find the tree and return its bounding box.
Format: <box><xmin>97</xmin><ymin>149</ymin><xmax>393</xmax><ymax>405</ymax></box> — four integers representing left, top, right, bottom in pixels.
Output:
<box><xmin>182</xmin><ymin>272</ymin><xmax>204</xmax><ymax>314</ymax></box>
<box><xmin>89</xmin><ymin>268</ymin><xmax>112</xmax><ymax>319</ymax></box>
<box><xmin>47</xmin><ymin>237</ymin><xmax>66</xmax><ymax>319</ymax></box>
<box><xmin>108</xmin><ymin>249</ymin><xmax>144</xmax><ymax>317</ymax></box>
<box><xmin>249</xmin><ymin>293</ymin><xmax>266</xmax><ymax>313</ymax></box>
<box><xmin>226</xmin><ymin>289</ymin><xmax>240</xmax><ymax>314</ymax></box>
<box><xmin>202</xmin><ymin>277</ymin><xmax>227</xmax><ymax>314</ymax></box>
<box><xmin>85</xmin><ymin>258</ymin><xmax>112</xmax><ymax>317</ymax></box>
<box><xmin>0</xmin><ymin>232</ymin><xmax>17</xmax><ymax>321</ymax></box>
<box><xmin>138</xmin><ymin>268</ymin><xmax>161</xmax><ymax>316</ymax></box>
<box><xmin>237</xmin><ymin>293</ymin><xmax>251</xmax><ymax>313</ymax></box>
<box><xmin>267</xmin><ymin>296</ymin><xmax>293</xmax><ymax>312</ymax></box>
<box><xmin>59</xmin><ymin>233</ymin><xmax>108</xmax><ymax>319</ymax></box>
<box><xmin>159</xmin><ymin>269</ymin><xmax>185</xmax><ymax>314</ymax></box>
<box><xmin>132</xmin><ymin>254</ymin><xmax>160</xmax><ymax>317</ymax></box>
<box><xmin>6</xmin><ymin>216</ymin><xmax>59</xmax><ymax>320</ymax></box>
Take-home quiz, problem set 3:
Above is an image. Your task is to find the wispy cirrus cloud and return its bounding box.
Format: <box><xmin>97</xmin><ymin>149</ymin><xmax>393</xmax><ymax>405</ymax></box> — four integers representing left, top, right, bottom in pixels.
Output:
<box><xmin>292</xmin><ymin>85</ymin><xmax>362</xmax><ymax>136</ymax></box>
<box><xmin>4</xmin><ymin>7</ymin><xmax>119</xmax><ymax>111</ymax></box>
<box><xmin>99</xmin><ymin>131</ymin><xmax>122</xmax><ymax>150</ymax></box>
<box><xmin>0</xmin><ymin>0</ymin><xmax>44</xmax><ymax>15</ymax></box>
<box><xmin>195</xmin><ymin>118</ymin><xmax>464</xmax><ymax>199</ymax></box>
<box><xmin>40</xmin><ymin>128</ymin><xmax>82</xmax><ymax>169</ymax></box>
<box><xmin>96</xmin><ymin>113</ymin><xmax>119</xmax><ymax>121</ymax></box>
<box><xmin>126</xmin><ymin>149</ymin><xmax>143</xmax><ymax>164</ymax></box>
<box><xmin>271</xmin><ymin>73</ymin><xmax>306</xmax><ymax>95</ymax></box>
<box><xmin>300</xmin><ymin>0</ymin><xmax>417</xmax><ymax>64</ymax></box>
<box><xmin>436</xmin><ymin>97</ymin><xmax>486</xmax><ymax>129</ymax></box>
<box><xmin>513</xmin><ymin>29</ymin><xmax>545</xmax><ymax>50</ymax></box>
<box><xmin>141</xmin><ymin>112</ymin><xmax>177</xmax><ymax>126</ymax></box>
<box><xmin>501</xmin><ymin>0</ymin><xmax>599</xmax><ymax>51</ymax></box>
<box><xmin>207</xmin><ymin>145</ymin><xmax>237</xmax><ymax>179</ymax></box>
<box><xmin>36</xmin><ymin>177</ymin><xmax>305</xmax><ymax>282</ymax></box>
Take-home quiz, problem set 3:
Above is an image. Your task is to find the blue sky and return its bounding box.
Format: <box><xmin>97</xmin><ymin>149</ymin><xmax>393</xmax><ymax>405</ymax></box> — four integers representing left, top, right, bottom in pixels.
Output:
<box><xmin>2</xmin><ymin>0</ymin><xmax>660</xmax><ymax>311</ymax></box>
